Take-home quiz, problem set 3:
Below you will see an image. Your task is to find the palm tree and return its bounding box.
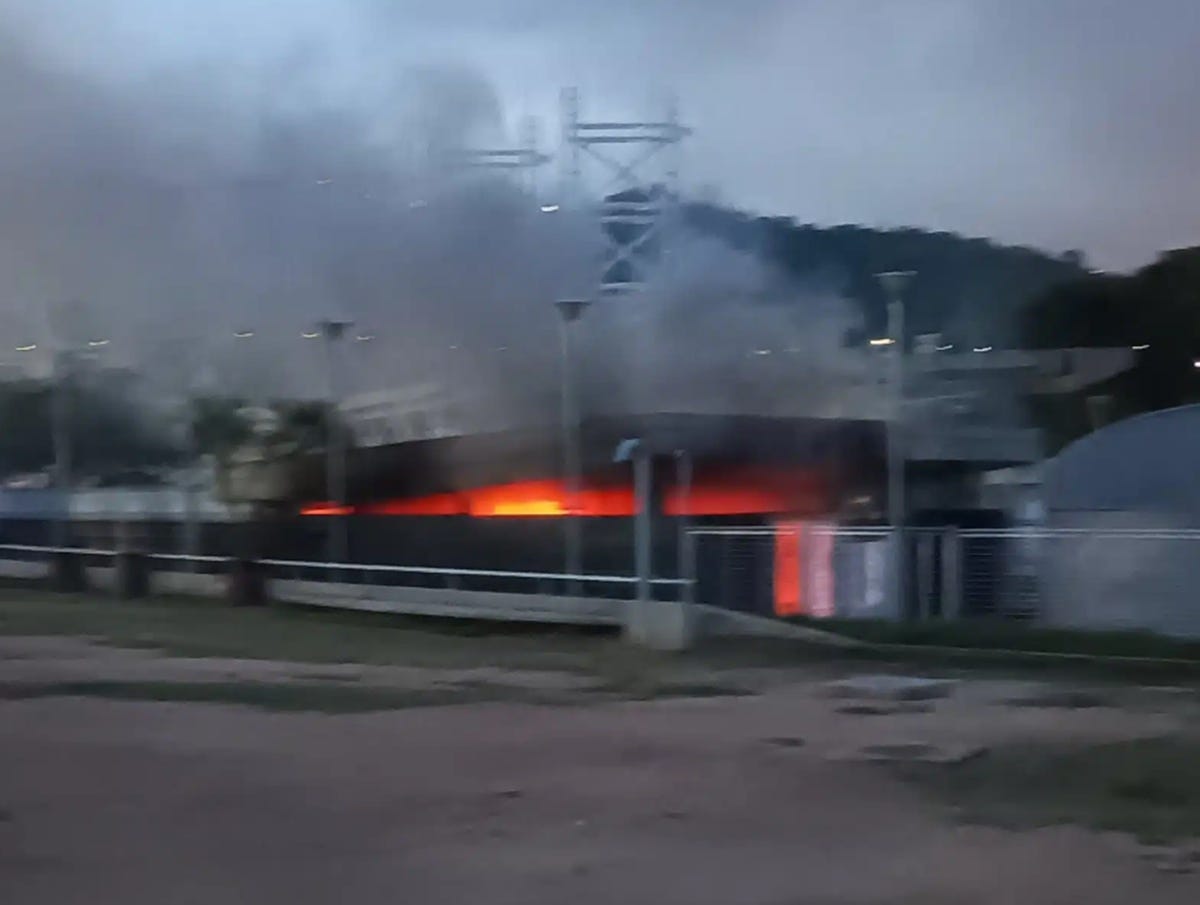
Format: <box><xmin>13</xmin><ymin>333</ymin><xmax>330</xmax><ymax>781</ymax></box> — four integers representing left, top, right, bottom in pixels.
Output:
<box><xmin>189</xmin><ymin>396</ymin><xmax>342</xmax><ymax>584</ymax></box>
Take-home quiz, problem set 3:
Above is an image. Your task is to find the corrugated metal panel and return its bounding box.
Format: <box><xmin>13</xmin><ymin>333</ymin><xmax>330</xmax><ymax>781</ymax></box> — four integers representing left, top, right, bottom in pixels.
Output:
<box><xmin>0</xmin><ymin>488</ymin><xmax>66</xmax><ymax>518</ymax></box>
<box><xmin>1043</xmin><ymin>404</ymin><xmax>1200</xmax><ymax>519</ymax></box>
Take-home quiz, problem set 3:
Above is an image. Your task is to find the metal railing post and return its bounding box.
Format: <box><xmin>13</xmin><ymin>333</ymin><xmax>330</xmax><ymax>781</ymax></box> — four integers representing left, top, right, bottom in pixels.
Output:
<box><xmin>683</xmin><ymin>528</ymin><xmax>697</xmax><ymax>604</ymax></box>
<box><xmin>633</xmin><ymin>447</ymin><xmax>652</xmax><ymax>602</ymax></box>
<box><xmin>941</xmin><ymin>527</ymin><xmax>962</xmax><ymax>620</ymax></box>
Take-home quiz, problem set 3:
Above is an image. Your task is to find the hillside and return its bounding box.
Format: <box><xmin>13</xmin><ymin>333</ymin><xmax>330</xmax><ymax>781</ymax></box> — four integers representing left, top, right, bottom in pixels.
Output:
<box><xmin>683</xmin><ymin>202</ymin><xmax>1088</xmax><ymax>345</ymax></box>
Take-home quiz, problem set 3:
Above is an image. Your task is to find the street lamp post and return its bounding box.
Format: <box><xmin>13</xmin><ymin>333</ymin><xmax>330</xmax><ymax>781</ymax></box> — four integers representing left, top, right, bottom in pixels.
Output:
<box><xmin>50</xmin><ymin>342</ymin><xmax>103</xmax><ymax>547</ymax></box>
<box><xmin>877</xmin><ymin>271</ymin><xmax>915</xmax><ymax>618</ymax></box>
<box><xmin>313</xmin><ymin>319</ymin><xmax>352</xmax><ymax>568</ymax></box>
<box><xmin>555</xmin><ymin>299</ymin><xmax>591</xmax><ymax>594</ymax></box>
<box><xmin>674</xmin><ymin>448</ymin><xmax>693</xmax><ymax>603</ymax></box>
<box><xmin>613</xmin><ymin>438</ymin><xmax>651</xmax><ymax>603</ymax></box>
<box><xmin>13</xmin><ymin>340</ymin><xmax>69</xmax><ymax>545</ymax></box>
<box><xmin>179</xmin><ymin>333</ymin><xmax>231</xmax><ymax>570</ymax></box>
<box><xmin>49</xmin><ymin>349</ymin><xmax>72</xmax><ymax>547</ymax></box>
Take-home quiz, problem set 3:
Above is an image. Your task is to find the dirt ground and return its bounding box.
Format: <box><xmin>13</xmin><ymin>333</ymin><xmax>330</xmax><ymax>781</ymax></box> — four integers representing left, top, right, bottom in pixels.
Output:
<box><xmin>2</xmin><ymin>632</ymin><xmax>1199</xmax><ymax>904</ymax></box>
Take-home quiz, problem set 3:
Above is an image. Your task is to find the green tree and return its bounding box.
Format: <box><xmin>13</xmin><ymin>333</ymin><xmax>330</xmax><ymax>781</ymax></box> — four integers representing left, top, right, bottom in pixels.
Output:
<box><xmin>0</xmin><ymin>378</ymin><xmax>177</xmax><ymax>479</ymax></box>
<box><xmin>1020</xmin><ymin>247</ymin><xmax>1200</xmax><ymax>449</ymax></box>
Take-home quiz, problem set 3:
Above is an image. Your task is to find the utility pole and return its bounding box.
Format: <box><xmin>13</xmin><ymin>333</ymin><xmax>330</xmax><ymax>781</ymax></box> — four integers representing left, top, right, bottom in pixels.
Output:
<box><xmin>877</xmin><ymin>271</ymin><xmax>915</xmax><ymax>618</ymax></box>
<box><xmin>555</xmin><ymin>299</ymin><xmax>590</xmax><ymax>594</ymax></box>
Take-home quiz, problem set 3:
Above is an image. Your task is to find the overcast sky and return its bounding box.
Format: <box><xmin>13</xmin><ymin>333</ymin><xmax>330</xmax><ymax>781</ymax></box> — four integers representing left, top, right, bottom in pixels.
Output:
<box><xmin>4</xmin><ymin>0</ymin><xmax>1200</xmax><ymax>272</ymax></box>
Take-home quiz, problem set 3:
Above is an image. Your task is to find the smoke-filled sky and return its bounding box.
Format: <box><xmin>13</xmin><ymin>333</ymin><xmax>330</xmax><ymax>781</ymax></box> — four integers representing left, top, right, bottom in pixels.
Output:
<box><xmin>6</xmin><ymin>0</ymin><xmax>1200</xmax><ymax>270</ymax></box>
<box><xmin>2</xmin><ymin>0</ymin><xmax>1198</xmax><ymax>415</ymax></box>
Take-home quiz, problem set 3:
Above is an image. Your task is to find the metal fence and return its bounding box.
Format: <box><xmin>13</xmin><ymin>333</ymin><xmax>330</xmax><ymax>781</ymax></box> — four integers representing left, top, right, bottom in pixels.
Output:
<box><xmin>0</xmin><ymin>544</ymin><xmax>687</xmax><ymax>600</ymax></box>
<box><xmin>256</xmin><ymin>558</ymin><xmax>688</xmax><ymax>599</ymax></box>
<box><xmin>686</xmin><ymin>524</ymin><xmax>1200</xmax><ymax>637</ymax></box>
<box><xmin>6</xmin><ymin>525</ymin><xmax>1200</xmax><ymax>638</ymax></box>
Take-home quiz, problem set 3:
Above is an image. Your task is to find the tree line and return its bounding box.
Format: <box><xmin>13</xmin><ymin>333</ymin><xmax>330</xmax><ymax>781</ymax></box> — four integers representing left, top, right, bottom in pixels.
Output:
<box><xmin>7</xmin><ymin>204</ymin><xmax>1181</xmax><ymax>476</ymax></box>
<box><xmin>1019</xmin><ymin>246</ymin><xmax>1200</xmax><ymax>450</ymax></box>
<box><xmin>0</xmin><ymin>379</ymin><xmax>333</xmax><ymax>486</ymax></box>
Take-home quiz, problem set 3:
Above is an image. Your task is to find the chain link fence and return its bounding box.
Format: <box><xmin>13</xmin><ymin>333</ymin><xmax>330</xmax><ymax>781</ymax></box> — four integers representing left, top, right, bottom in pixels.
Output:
<box><xmin>687</xmin><ymin>524</ymin><xmax>1200</xmax><ymax>637</ymax></box>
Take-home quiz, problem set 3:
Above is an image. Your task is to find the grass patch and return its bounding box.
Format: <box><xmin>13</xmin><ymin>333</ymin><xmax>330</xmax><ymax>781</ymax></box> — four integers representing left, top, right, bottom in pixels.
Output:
<box><xmin>777</xmin><ymin>616</ymin><xmax>1200</xmax><ymax>683</ymax></box>
<box><xmin>787</xmin><ymin>616</ymin><xmax>1200</xmax><ymax>662</ymax></box>
<box><xmin>897</xmin><ymin>735</ymin><xmax>1200</xmax><ymax>842</ymax></box>
<box><xmin>0</xmin><ymin>590</ymin><xmax>825</xmax><ymax>694</ymax></box>
<box><xmin>0</xmin><ymin>674</ymin><xmax>752</xmax><ymax>712</ymax></box>
<box><xmin>0</xmin><ymin>679</ymin><xmax>513</xmax><ymax>713</ymax></box>
<box><xmin>8</xmin><ymin>587</ymin><xmax>1195</xmax><ymax>694</ymax></box>
<box><xmin>0</xmin><ymin>589</ymin><xmax>619</xmax><ymax>672</ymax></box>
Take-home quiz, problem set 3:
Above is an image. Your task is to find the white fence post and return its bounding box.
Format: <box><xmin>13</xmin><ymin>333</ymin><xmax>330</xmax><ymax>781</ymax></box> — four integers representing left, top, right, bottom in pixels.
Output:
<box><xmin>941</xmin><ymin>527</ymin><xmax>962</xmax><ymax>620</ymax></box>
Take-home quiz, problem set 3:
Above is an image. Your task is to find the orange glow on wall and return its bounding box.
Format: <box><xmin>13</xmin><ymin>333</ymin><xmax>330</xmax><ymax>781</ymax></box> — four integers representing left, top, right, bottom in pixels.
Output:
<box><xmin>773</xmin><ymin>520</ymin><xmax>805</xmax><ymax>616</ymax></box>
<box><xmin>808</xmin><ymin>529</ymin><xmax>836</xmax><ymax>618</ymax></box>
<box><xmin>772</xmin><ymin>520</ymin><xmax>837</xmax><ymax>618</ymax></box>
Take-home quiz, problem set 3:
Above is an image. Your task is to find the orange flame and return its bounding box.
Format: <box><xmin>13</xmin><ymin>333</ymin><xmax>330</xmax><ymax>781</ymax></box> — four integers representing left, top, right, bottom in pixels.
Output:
<box><xmin>301</xmin><ymin>467</ymin><xmax>829</xmax><ymax>518</ymax></box>
<box><xmin>467</xmin><ymin>480</ymin><xmax>633</xmax><ymax>517</ymax></box>
<box><xmin>299</xmin><ymin>502</ymin><xmax>354</xmax><ymax>516</ymax></box>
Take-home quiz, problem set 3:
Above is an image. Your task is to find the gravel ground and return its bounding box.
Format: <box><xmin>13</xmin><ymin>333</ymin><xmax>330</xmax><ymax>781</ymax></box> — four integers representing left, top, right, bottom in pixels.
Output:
<box><xmin>2</xmin><ymin>633</ymin><xmax>1199</xmax><ymax>904</ymax></box>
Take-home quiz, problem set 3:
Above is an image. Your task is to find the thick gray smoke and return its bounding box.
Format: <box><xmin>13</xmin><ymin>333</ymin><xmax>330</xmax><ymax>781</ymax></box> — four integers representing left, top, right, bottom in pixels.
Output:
<box><xmin>0</xmin><ymin>7</ymin><xmax>865</xmax><ymax>448</ymax></box>
<box><xmin>584</xmin><ymin>233</ymin><xmax>866</xmax><ymax>420</ymax></box>
<box><xmin>0</xmin><ymin>23</ymin><xmax>588</xmax><ymax>406</ymax></box>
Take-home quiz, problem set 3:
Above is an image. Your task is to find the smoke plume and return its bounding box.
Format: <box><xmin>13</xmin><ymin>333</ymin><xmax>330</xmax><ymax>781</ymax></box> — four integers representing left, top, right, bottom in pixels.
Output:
<box><xmin>0</xmin><ymin>5</ymin><xmax>864</xmax><ymax>453</ymax></box>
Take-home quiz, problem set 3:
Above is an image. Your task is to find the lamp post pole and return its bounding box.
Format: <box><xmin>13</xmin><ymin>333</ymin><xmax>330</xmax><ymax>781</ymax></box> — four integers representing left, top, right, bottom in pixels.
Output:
<box><xmin>317</xmin><ymin>319</ymin><xmax>352</xmax><ymax>567</ymax></box>
<box><xmin>674</xmin><ymin>448</ymin><xmax>693</xmax><ymax>603</ymax></box>
<box><xmin>50</xmin><ymin>349</ymin><xmax>72</xmax><ymax>547</ymax></box>
<box><xmin>555</xmin><ymin>299</ymin><xmax>591</xmax><ymax>594</ymax></box>
<box><xmin>877</xmin><ymin>271</ymin><xmax>915</xmax><ymax>618</ymax></box>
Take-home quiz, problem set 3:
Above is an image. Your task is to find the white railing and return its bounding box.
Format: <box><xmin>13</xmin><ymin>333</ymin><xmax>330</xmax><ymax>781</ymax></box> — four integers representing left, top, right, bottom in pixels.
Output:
<box><xmin>0</xmin><ymin>543</ymin><xmax>118</xmax><ymax>556</ymax></box>
<box><xmin>0</xmin><ymin>544</ymin><xmax>688</xmax><ymax>598</ymax></box>
<box><xmin>259</xmin><ymin>557</ymin><xmax>688</xmax><ymax>597</ymax></box>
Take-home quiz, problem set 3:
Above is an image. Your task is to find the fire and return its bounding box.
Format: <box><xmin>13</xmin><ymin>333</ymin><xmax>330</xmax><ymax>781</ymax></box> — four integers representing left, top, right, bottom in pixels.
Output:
<box><xmin>301</xmin><ymin>466</ymin><xmax>829</xmax><ymax>518</ymax></box>
<box><xmin>467</xmin><ymin>480</ymin><xmax>633</xmax><ymax>517</ymax></box>
<box><xmin>299</xmin><ymin>502</ymin><xmax>354</xmax><ymax>516</ymax></box>
<box><xmin>301</xmin><ymin>480</ymin><xmax>630</xmax><ymax>518</ymax></box>
<box><xmin>487</xmin><ymin>499</ymin><xmax>567</xmax><ymax>517</ymax></box>
<box><xmin>772</xmin><ymin>519</ymin><xmax>836</xmax><ymax>618</ymax></box>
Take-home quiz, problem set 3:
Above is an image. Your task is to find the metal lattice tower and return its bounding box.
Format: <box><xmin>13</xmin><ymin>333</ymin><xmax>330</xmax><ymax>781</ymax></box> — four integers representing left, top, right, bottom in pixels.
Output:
<box><xmin>447</xmin><ymin>115</ymin><xmax>549</xmax><ymax>195</ymax></box>
<box><xmin>561</xmin><ymin>88</ymin><xmax>690</xmax><ymax>297</ymax></box>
